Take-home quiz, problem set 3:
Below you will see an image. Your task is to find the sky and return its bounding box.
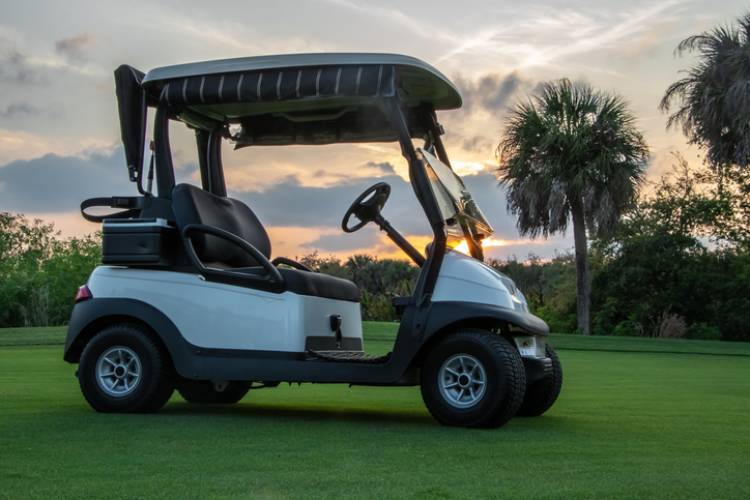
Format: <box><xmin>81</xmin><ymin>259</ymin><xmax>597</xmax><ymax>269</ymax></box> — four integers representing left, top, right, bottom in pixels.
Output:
<box><xmin>0</xmin><ymin>0</ymin><xmax>746</xmax><ymax>261</ymax></box>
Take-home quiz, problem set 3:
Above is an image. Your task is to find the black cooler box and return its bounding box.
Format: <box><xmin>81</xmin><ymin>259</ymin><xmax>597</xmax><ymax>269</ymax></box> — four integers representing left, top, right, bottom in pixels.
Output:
<box><xmin>102</xmin><ymin>218</ymin><xmax>176</xmax><ymax>266</ymax></box>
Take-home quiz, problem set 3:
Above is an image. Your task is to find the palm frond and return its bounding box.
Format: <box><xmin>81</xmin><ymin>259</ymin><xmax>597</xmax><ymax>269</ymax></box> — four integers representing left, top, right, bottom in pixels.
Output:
<box><xmin>497</xmin><ymin>78</ymin><xmax>648</xmax><ymax>239</ymax></box>
<box><xmin>662</xmin><ymin>11</ymin><xmax>750</xmax><ymax>168</ymax></box>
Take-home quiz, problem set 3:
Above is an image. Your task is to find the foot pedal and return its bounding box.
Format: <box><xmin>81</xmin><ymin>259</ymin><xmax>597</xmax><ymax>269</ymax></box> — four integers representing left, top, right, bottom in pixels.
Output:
<box><xmin>307</xmin><ymin>350</ymin><xmax>391</xmax><ymax>364</ymax></box>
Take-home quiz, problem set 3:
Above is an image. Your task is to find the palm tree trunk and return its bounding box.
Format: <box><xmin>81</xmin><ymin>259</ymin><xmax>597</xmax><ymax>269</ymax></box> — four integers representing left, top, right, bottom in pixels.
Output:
<box><xmin>570</xmin><ymin>202</ymin><xmax>591</xmax><ymax>335</ymax></box>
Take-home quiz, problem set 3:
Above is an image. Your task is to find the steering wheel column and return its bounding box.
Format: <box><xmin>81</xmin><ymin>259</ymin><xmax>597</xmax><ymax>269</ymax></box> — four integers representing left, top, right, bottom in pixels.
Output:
<box><xmin>341</xmin><ymin>182</ymin><xmax>425</xmax><ymax>266</ymax></box>
<box><xmin>372</xmin><ymin>214</ymin><xmax>426</xmax><ymax>266</ymax></box>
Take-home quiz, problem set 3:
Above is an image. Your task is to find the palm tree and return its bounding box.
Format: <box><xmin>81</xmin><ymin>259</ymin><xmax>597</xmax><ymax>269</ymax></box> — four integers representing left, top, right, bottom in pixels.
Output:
<box><xmin>660</xmin><ymin>12</ymin><xmax>750</xmax><ymax>171</ymax></box>
<box><xmin>497</xmin><ymin>79</ymin><xmax>649</xmax><ymax>335</ymax></box>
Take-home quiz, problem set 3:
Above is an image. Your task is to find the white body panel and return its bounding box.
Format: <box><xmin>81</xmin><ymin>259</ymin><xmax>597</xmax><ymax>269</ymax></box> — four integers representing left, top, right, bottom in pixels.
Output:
<box><xmin>88</xmin><ymin>250</ymin><xmax>529</xmax><ymax>354</ymax></box>
<box><xmin>433</xmin><ymin>250</ymin><xmax>529</xmax><ymax>312</ymax></box>
<box><xmin>87</xmin><ymin>266</ymin><xmax>362</xmax><ymax>352</ymax></box>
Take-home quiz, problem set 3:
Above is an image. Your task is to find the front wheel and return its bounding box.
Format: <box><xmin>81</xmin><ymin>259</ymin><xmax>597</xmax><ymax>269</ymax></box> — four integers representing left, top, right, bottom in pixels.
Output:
<box><xmin>517</xmin><ymin>345</ymin><xmax>563</xmax><ymax>417</ymax></box>
<box><xmin>178</xmin><ymin>381</ymin><xmax>251</xmax><ymax>404</ymax></box>
<box><xmin>420</xmin><ymin>330</ymin><xmax>526</xmax><ymax>428</ymax></box>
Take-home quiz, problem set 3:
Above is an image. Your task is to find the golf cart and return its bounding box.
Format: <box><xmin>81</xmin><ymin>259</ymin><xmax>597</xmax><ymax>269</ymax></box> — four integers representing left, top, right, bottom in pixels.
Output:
<box><xmin>64</xmin><ymin>53</ymin><xmax>562</xmax><ymax>428</ymax></box>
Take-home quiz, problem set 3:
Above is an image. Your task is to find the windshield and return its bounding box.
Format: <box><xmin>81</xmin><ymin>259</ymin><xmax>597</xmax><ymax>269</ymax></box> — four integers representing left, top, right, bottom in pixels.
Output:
<box><xmin>418</xmin><ymin>148</ymin><xmax>494</xmax><ymax>242</ymax></box>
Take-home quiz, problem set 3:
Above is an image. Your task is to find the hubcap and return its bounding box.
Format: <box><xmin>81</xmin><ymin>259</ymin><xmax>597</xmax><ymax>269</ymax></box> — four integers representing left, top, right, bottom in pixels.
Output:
<box><xmin>438</xmin><ymin>354</ymin><xmax>487</xmax><ymax>409</ymax></box>
<box><xmin>95</xmin><ymin>346</ymin><xmax>142</xmax><ymax>397</ymax></box>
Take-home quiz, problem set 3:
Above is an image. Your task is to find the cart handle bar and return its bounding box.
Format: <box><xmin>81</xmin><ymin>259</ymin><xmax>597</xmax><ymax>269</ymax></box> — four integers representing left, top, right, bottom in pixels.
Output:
<box><xmin>181</xmin><ymin>224</ymin><xmax>284</xmax><ymax>286</ymax></box>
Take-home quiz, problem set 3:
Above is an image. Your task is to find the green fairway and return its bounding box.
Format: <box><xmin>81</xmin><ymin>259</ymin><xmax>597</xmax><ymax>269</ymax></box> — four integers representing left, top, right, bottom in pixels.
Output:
<box><xmin>1</xmin><ymin>325</ymin><xmax>749</xmax><ymax>499</ymax></box>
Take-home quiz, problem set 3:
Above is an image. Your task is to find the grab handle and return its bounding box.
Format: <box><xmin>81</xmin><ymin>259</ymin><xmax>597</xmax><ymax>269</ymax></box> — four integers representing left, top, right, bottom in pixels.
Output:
<box><xmin>80</xmin><ymin>196</ymin><xmax>144</xmax><ymax>223</ymax></box>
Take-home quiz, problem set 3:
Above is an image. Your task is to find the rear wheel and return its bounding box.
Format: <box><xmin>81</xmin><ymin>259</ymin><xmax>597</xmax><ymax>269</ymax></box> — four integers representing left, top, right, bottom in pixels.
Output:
<box><xmin>78</xmin><ymin>323</ymin><xmax>174</xmax><ymax>413</ymax></box>
<box><xmin>517</xmin><ymin>345</ymin><xmax>563</xmax><ymax>417</ymax></box>
<box><xmin>178</xmin><ymin>380</ymin><xmax>251</xmax><ymax>404</ymax></box>
<box><xmin>420</xmin><ymin>330</ymin><xmax>526</xmax><ymax>428</ymax></box>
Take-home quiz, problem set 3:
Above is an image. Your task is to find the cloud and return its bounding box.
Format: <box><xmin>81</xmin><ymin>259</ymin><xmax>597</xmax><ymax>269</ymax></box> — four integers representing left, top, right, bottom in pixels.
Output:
<box><xmin>303</xmin><ymin>228</ymin><xmax>383</xmax><ymax>252</ymax></box>
<box><xmin>366</xmin><ymin>161</ymin><xmax>396</xmax><ymax>175</ymax></box>
<box><xmin>0</xmin><ymin>146</ymin><xmax>519</xmax><ymax>238</ymax></box>
<box><xmin>0</xmin><ymin>146</ymin><xmax>202</xmax><ymax>214</ymax></box>
<box><xmin>319</xmin><ymin>0</ymin><xmax>455</xmax><ymax>44</ymax></box>
<box><xmin>0</xmin><ymin>36</ymin><xmax>44</xmax><ymax>84</ymax></box>
<box><xmin>0</xmin><ymin>148</ymin><xmax>125</xmax><ymax>213</ymax></box>
<box><xmin>230</xmin><ymin>171</ymin><xmax>425</xmax><ymax>232</ymax></box>
<box><xmin>0</xmin><ymin>148</ymin><xmax>570</xmax><ymax>259</ymax></box>
<box><xmin>54</xmin><ymin>33</ymin><xmax>95</xmax><ymax>62</ymax></box>
<box><xmin>454</xmin><ymin>72</ymin><xmax>533</xmax><ymax>113</ymax></box>
<box><xmin>0</xmin><ymin>102</ymin><xmax>42</xmax><ymax>119</ymax></box>
<box><xmin>458</xmin><ymin>135</ymin><xmax>495</xmax><ymax>154</ymax></box>
<box><xmin>437</xmin><ymin>0</ymin><xmax>685</xmax><ymax>71</ymax></box>
<box><xmin>230</xmin><ymin>167</ymin><xmax>523</xmax><ymax>239</ymax></box>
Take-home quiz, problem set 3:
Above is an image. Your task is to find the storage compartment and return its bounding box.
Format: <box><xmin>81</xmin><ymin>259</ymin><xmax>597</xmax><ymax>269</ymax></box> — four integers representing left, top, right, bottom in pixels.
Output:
<box><xmin>102</xmin><ymin>218</ymin><xmax>176</xmax><ymax>266</ymax></box>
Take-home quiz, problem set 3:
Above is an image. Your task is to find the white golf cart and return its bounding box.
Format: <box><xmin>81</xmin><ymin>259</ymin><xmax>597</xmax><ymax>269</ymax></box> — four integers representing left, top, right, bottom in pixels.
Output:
<box><xmin>65</xmin><ymin>53</ymin><xmax>562</xmax><ymax>427</ymax></box>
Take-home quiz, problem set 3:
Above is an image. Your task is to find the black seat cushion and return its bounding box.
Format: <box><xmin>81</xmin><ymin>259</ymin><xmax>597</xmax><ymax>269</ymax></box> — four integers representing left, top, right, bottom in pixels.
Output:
<box><xmin>213</xmin><ymin>266</ymin><xmax>360</xmax><ymax>302</ymax></box>
<box><xmin>279</xmin><ymin>268</ymin><xmax>360</xmax><ymax>302</ymax></box>
<box><xmin>173</xmin><ymin>183</ymin><xmax>271</xmax><ymax>268</ymax></box>
<box><xmin>172</xmin><ymin>183</ymin><xmax>360</xmax><ymax>302</ymax></box>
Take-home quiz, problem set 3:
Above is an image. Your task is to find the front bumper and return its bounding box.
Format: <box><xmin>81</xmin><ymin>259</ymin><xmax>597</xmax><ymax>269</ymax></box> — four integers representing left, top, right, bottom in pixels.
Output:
<box><xmin>522</xmin><ymin>356</ymin><xmax>553</xmax><ymax>383</ymax></box>
<box><xmin>512</xmin><ymin>334</ymin><xmax>552</xmax><ymax>382</ymax></box>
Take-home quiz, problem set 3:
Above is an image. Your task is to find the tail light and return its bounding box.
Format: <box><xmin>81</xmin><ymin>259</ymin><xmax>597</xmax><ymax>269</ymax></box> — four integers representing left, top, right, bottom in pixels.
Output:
<box><xmin>75</xmin><ymin>285</ymin><xmax>93</xmax><ymax>303</ymax></box>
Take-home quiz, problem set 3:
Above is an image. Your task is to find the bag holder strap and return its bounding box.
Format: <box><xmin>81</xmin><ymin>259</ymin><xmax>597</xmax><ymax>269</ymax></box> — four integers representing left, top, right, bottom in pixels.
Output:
<box><xmin>80</xmin><ymin>196</ymin><xmax>144</xmax><ymax>223</ymax></box>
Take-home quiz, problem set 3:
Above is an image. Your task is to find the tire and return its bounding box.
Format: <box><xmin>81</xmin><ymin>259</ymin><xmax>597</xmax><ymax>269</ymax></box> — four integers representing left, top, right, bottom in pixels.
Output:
<box><xmin>177</xmin><ymin>381</ymin><xmax>251</xmax><ymax>404</ymax></box>
<box><xmin>420</xmin><ymin>330</ymin><xmax>526</xmax><ymax>428</ymax></box>
<box><xmin>517</xmin><ymin>345</ymin><xmax>563</xmax><ymax>417</ymax></box>
<box><xmin>78</xmin><ymin>323</ymin><xmax>174</xmax><ymax>413</ymax></box>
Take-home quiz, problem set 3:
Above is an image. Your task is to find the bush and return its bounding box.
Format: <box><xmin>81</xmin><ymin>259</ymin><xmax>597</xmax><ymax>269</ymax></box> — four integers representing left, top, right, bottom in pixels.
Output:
<box><xmin>656</xmin><ymin>313</ymin><xmax>687</xmax><ymax>338</ymax></box>
<box><xmin>613</xmin><ymin>320</ymin><xmax>644</xmax><ymax>337</ymax></box>
<box><xmin>0</xmin><ymin>213</ymin><xmax>101</xmax><ymax>327</ymax></box>
<box><xmin>686</xmin><ymin>323</ymin><xmax>721</xmax><ymax>341</ymax></box>
<box><xmin>592</xmin><ymin>230</ymin><xmax>750</xmax><ymax>341</ymax></box>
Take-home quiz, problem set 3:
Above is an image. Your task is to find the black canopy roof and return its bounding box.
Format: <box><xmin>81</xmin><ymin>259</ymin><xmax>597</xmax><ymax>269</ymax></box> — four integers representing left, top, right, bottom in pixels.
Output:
<box><xmin>138</xmin><ymin>53</ymin><xmax>462</xmax><ymax>145</ymax></box>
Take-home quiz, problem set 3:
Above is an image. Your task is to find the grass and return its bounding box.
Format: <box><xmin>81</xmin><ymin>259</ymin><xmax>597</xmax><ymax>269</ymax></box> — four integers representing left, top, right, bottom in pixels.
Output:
<box><xmin>1</xmin><ymin>324</ymin><xmax>749</xmax><ymax>499</ymax></box>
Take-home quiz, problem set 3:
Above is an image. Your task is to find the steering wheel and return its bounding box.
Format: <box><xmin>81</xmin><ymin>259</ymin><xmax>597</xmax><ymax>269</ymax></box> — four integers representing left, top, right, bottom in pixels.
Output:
<box><xmin>341</xmin><ymin>182</ymin><xmax>391</xmax><ymax>233</ymax></box>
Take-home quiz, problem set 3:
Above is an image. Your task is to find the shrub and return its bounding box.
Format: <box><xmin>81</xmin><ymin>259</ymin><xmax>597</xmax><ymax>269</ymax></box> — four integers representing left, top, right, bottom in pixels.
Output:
<box><xmin>686</xmin><ymin>323</ymin><xmax>721</xmax><ymax>340</ymax></box>
<box><xmin>0</xmin><ymin>213</ymin><xmax>101</xmax><ymax>327</ymax></box>
<box><xmin>656</xmin><ymin>313</ymin><xmax>687</xmax><ymax>338</ymax></box>
<box><xmin>613</xmin><ymin>320</ymin><xmax>644</xmax><ymax>337</ymax></box>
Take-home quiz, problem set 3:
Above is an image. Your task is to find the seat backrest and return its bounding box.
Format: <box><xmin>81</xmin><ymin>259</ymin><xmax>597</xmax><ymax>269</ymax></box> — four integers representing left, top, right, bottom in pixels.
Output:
<box><xmin>172</xmin><ymin>183</ymin><xmax>271</xmax><ymax>268</ymax></box>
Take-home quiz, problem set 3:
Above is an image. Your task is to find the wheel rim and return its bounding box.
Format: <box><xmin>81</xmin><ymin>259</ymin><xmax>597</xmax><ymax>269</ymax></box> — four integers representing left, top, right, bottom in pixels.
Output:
<box><xmin>438</xmin><ymin>354</ymin><xmax>487</xmax><ymax>409</ymax></box>
<box><xmin>95</xmin><ymin>346</ymin><xmax>142</xmax><ymax>397</ymax></box>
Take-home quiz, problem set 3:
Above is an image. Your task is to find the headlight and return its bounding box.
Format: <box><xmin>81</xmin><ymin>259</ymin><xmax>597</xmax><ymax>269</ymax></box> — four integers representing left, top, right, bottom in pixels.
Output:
<box><xmin>514</xmin><ymin>336</ymin><xmax>546</xmax><ymax>357</ymax></box>
<box><xmin>499</xmin><ymin>275</ymin><xmax>528</xmax><ymax>312</ymax></box>
<box><xmin>487</xmin><ymin>266</ymin><xmax>529</xmax><ymax>312</ymax></box>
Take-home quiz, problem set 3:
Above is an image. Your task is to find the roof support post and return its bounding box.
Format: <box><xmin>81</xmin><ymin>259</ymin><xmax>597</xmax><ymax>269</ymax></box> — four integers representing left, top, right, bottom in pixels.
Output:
<box><xmin>153</xmin><ymin>103</ymin><xmax>176</xmax><ymax>199</ymax></box>
<box><xmin>379</xmin><ymin>98</ymin><xmax>446</xmax><ymax>310</ymax></box>
<box><xmin>196</xmin><ymin>129</ymin><xmax>211</xmax><ymax>192</ymax></box>
<box><xmin>207</xmin><ymin>129</ymin><xmax>227</xmax><ymax>197</ymax></box>
<box><xmin>195</xmin><ymin>127</ymin><xmax>227</xmax><ymax>197</ymax></box>
<box><xmin>428</xmin><ymin>109</ymin><xmax>451</xmax><ymax>167</ymax></box>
